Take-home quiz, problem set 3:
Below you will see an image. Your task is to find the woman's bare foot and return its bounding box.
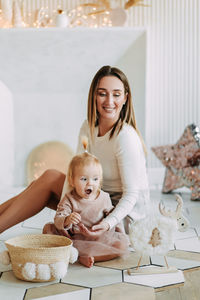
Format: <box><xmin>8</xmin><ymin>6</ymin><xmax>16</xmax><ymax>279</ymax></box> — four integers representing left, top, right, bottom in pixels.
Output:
<box><xmin>79</xmin><ymin>256</ymin><xmax>94</xmax><ymax>268</ymax></box>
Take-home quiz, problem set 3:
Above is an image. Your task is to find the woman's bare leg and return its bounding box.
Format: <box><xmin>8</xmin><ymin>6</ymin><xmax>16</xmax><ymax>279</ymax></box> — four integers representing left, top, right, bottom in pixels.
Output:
<box><xmin>0</xmin><ymin>169</ymin><xmax>66</xmax><ymax>233</ymax></box>
<box><xmin>0</xmin><ymin>180</ymin><xmax>36</xmax><ymax>215</ymax></box>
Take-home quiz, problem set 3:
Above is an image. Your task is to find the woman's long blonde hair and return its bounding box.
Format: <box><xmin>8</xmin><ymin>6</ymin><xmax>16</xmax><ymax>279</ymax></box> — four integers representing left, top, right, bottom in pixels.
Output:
<box><xmin>87</xmin><ymin>65</ymin><xmax>147</xmax><ymax>154</ymax></box>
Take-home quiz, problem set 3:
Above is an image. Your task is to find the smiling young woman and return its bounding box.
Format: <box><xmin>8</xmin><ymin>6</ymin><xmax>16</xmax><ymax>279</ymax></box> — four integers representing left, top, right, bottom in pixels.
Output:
<box><xmin>0</xmin><ymin>65</ymin><xmax>149</xmax><ymax>237</ymax></box>
<box><xmin>96</xmin><ymin>76</ymin><xmax>127</xmax><ymax>136</ymax></box>
<box><xmin>74</xmin><ymin>65</ymin><xmax>149</xmax><ymax>235</ymax></box>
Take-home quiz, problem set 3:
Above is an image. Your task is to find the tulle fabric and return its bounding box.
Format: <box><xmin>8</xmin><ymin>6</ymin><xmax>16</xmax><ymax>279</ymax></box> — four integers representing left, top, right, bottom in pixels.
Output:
<box><xmin>72</xmin><ymin>228</ymin><xmax>129</xmax><ymax>257</ymax></box>
<box><xmin>43</xmin><ymin>223</ymin><xmax>129</xmax><ymax>257</ymax></box>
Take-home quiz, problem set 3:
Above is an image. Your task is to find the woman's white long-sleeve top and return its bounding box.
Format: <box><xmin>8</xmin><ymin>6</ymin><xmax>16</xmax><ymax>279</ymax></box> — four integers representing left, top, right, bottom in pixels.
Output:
<box><xmin>75</xmin><ymin>120</ymin><xmax>150</xmax><ymax>230</ymax></box>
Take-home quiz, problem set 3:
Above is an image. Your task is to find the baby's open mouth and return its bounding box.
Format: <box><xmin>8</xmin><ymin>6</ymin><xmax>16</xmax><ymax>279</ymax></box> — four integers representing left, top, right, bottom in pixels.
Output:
<box><xmin>85</xmin><ymin>188</ymin><xmax>92</xmax><ymax>195</ymax></box>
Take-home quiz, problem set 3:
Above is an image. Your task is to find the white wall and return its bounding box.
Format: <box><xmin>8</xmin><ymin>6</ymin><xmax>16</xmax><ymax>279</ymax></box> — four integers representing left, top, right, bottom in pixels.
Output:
<box><xmin>117</xmin><ymin>33</ymin><xmax>146</xmax><ymax>138</ymax></box>
<box><xmin>128</xmin><ymin>0</ymin><xmax>200</xmax><ymax>170</ymax></box>
<box><xmin>13</xmin><ymin>92</ymin><xmax>86</xmax><ymax>185</ymax></box>
<box><xmin>0</xmin><ymin>28</ymin><xmax>145</xmax><ymax>186</ymax></box>
<box><xmin>0</xmin><ymin>81</ymin><xmax>14</xmax><ymax>186</ymax></box>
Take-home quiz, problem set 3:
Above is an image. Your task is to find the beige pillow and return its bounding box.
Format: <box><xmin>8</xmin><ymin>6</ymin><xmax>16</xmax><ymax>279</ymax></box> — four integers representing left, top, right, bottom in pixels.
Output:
<box><xmin>26</xmin><ymin>141</ymin><xmax>74</xmax><ymax>185</ymax></box>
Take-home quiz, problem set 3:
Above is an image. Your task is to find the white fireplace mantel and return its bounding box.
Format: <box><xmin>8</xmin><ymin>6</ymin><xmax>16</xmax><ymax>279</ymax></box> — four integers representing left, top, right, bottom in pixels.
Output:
<box><xmin>0</xmin><ymin>27</ymin><xmax>146</xmax><ymax>185</ymax></box>
<box><xmin>0</xmin><ymin>27</ymin><xmax>145</xmax><ymax>93</ymax></box>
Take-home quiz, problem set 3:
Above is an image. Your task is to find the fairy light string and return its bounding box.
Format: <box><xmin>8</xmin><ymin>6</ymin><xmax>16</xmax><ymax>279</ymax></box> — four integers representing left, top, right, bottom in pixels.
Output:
<box><xmin>0</xmin><ymin>0</ymin><xmax>148</xmax><ymax>28</ymax></box>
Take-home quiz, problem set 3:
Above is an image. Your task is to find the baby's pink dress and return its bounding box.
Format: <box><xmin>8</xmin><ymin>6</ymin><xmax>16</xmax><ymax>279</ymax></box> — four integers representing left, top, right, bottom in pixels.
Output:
<box><xmin>43</xmin><ymin>190</ymin><xmax>129</xmax><ymax>257</ymax></box>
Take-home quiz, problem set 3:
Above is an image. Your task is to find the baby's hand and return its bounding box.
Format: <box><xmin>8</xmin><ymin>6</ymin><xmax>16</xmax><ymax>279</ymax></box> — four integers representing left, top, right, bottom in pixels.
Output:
<box><xmin>64</xmin><ymin>212</ymin><xmax>81</xmax><ymax>227</ymax></box>
<box><xmin>78</xmin><ymin>221</ymin><xmax>109</xmax><ymax>238</ymax></box>
<box><xmin>78</xmin><ymin>223</ymin><xmax>93</xmax><ymax>235</ymax></box>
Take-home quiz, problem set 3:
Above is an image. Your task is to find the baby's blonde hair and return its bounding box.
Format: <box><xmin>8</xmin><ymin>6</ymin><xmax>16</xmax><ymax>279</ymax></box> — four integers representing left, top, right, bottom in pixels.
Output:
<box><xmin>67</xmin><ymin>137</ymin><xmax>103</xmax><ymax>191</ymax></box>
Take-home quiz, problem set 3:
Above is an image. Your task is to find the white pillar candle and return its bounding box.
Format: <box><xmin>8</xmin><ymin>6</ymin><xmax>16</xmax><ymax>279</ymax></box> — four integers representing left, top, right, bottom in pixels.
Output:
<box><xmin>55</xmin><ymin>9</ymin><xmax>68</xmax><ymax>27</ymax></box>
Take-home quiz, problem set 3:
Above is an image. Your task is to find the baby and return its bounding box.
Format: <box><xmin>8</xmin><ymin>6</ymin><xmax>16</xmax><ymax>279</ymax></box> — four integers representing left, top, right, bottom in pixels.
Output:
<box><xmin>43</xmin><ymin>138</ymin><xmax>129</xmax><ymax>268</ymax></box>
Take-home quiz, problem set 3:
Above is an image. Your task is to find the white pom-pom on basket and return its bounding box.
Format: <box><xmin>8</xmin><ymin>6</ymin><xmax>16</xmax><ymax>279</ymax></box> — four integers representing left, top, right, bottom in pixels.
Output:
<box><xmin>69</xmin><ymin>246</ymin><xmax>79</xmax><ymax>264</ymax></box>
<box><xmin>50</xmin><ymin>261</ymin><xmax>68</xmax><ymax>279</ymax></box>
<box><xmin>22</xmin><ymin>262</ymin><xmax>36</xmax><ymax>280</ymax></box>
<box><xmin>0</xmin><ymin>250</ymin><xmax>11</xmax><ymax>265</ymax></box>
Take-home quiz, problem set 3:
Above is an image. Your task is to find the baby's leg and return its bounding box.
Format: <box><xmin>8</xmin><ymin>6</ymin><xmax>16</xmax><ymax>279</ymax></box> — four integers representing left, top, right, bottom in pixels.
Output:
<box><xmin>94</xmin><ymin>233</ymin><xmax>129</xmax><ymax>262</ymax></box>
<box><xmin>76</xmin><ymin>242</ymin><xmax>119</xmax><ymax>267</ymax></box>
<box><xmin>43</xmin><ymin>223</ymin><xmax>59</xmax><ymax>235</ymax></box>
<box><xmin>112</xmin><ymin>239</ymin><xmax>128</xmax><ymax>252</ymax></box>
<box><xmin>75</xmin><ymin>232</ymin><xmax>129</xmax><ymax>268</ymax></box>
<box><xmin>80</xmin><ymin>244</ymin><xmax>122</xmax><ymax>266</ymax></box>
<box><xmin>92</xmin><ymin>239</ymin><xmax>129</xmax><ymax>263</ymax></box>
<box><xmin>79</xmin><ymin>256</ymin><xmax>94</xmax><ymax>268</ymax></box>
<box><xmin>43</xmin><ymin>223</ymin><xmax>71</xmax><ymax>238</ymax></box>
<box><xmin>93</xmin><ymin>253</ymin><xmax>120</xmax><ymax>262</ymax></box>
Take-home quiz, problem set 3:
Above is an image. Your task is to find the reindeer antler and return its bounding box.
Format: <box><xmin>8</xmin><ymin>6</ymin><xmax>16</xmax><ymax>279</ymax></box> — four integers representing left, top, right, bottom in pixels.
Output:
<box><xmin>159</xmin><ymin>194</ymin><xmax>183</xmax><ymax>218</ymax></box>
<box><xmin>159</xmin><ymin>194</ymin><xmax>189</xmax><ymax>232</ymax></box>
<box><xmin>174</xmin><ymin>194</ymin><xmax>183</xmax><ymax>216</ymax></box>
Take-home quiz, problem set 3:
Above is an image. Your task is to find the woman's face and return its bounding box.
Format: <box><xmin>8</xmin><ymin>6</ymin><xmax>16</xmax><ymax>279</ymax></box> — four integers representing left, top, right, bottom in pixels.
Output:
<box><xmin>96</xmin><ymin>76</ymin><xmax>127</xmax><ymax>124</ymax></box>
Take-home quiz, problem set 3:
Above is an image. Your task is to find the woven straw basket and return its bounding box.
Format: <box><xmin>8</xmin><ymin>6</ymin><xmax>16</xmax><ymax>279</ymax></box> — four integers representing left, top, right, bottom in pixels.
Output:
<box><xmin>5</xmin><ymin>234</ymin><xmax>72</xmax><ymax>282</ymax></box>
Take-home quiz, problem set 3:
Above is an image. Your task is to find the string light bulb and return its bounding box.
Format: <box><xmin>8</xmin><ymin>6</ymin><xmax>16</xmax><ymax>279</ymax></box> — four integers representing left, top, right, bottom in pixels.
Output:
<box><xmin>0</xmin><ymin>0</ymin><xmax>148</xmax><ymax>29</ymax></box>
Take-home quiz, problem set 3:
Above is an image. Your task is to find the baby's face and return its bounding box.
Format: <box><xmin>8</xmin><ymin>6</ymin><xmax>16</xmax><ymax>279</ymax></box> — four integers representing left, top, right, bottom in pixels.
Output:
<box><xmin>72</xmin><ymin>163</ymin><xmax>101</xmax><ymax>200</ymax></box>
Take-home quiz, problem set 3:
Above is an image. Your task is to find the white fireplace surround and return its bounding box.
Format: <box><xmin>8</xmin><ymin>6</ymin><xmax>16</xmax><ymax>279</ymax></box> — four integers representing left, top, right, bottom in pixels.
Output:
<box><xmin>0</xmin><ymin>27</ymin><xmax>146</xmax><ymax>186</ymax></box>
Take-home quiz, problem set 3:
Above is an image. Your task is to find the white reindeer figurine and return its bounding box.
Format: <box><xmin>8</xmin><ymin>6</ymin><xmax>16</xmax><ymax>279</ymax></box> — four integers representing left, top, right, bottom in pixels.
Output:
<box><xmin>159</xmin><ymin>194</ymin><xmax>189</xmax><ymax>232</ymax></box>
<box><xmin>128</xmin><ymin>194</ymin><xmax>189</xmax><ymax>275</ymax></box>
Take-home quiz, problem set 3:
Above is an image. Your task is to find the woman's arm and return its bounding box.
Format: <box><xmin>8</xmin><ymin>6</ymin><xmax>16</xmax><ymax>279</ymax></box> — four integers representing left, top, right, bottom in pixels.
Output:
<box><xmin>93</xmin><ymin>127</ymin><xmax>149</xmax><ymax>232</ymax></box>
<box><xmin>105</xmin><ymin>127</ymin><xmax>149</xmax><ymax>228</ymax></box>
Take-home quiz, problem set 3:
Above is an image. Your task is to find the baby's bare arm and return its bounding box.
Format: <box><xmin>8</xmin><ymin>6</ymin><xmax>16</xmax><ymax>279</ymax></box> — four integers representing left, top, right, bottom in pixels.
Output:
<box><xmin>64</xmin><ymin>212</ymin><xmax>81</xmax><ymax>227</ymax></box>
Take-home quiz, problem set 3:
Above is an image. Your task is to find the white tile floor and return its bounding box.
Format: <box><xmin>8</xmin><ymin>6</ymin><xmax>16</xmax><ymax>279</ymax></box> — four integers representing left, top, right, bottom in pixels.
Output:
<box><xmin>33</xmin><ymin>289</ymin><xmax>91</xmax><ymax>300</ymax></box>
<box><xmin>123</xmin><ymin>267</ymin><xmax>185</xmax><ymax>288</ymax></box>
<box><xmin>62</xmin><ymin>265</ymin><xmax>122</xmax><ymax>288</ymax></box>
<box><xmin>0</xmin><ymin>187</ymin><xmax>200</xmax><ymax>299</ymax></box>
<box><xmin>175</xmin><ymin>237</ymin><xmax>200</xmax><ymax>253</ymax></box>
<box><xmin>151</xmin><ymin>255</ymin><xmax>200</xmax><ymax>270</ymax></box>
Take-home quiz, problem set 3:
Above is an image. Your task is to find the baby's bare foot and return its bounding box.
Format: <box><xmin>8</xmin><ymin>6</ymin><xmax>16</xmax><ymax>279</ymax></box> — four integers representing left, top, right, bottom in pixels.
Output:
<box><xmin>79</xmin><ymin>256</ymin><xmax>94</xmax><ymax>268</ymax></box>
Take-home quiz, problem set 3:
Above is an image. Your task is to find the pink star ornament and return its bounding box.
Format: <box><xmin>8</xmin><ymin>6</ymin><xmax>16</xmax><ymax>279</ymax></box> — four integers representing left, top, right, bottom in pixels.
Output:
<box><xmin>152</xmin><ymin>124</ymin><xmax>200</xmax><ymax>200</ymax></box>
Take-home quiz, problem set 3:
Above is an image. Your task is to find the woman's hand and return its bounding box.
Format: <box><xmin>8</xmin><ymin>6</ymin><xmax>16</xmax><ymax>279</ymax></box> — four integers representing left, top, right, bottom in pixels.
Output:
<box><xmin>78</xmin><ymin>223</ymin><xmax>95</xmax><ymax>237</ymax></box>
<box><xmin>64</xmin><ymin>212</ymin><xmax>81</xmax><ymax>227</ymax></box>
<box><xmin>78</xmin><ymin>221</ymin><xmax>110</xmax><ymax>238</ymax></box>
<box><xmin>92</xmin><ymin>222</ymin><xmax>110</xmax><ymax>233</ymax></box>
